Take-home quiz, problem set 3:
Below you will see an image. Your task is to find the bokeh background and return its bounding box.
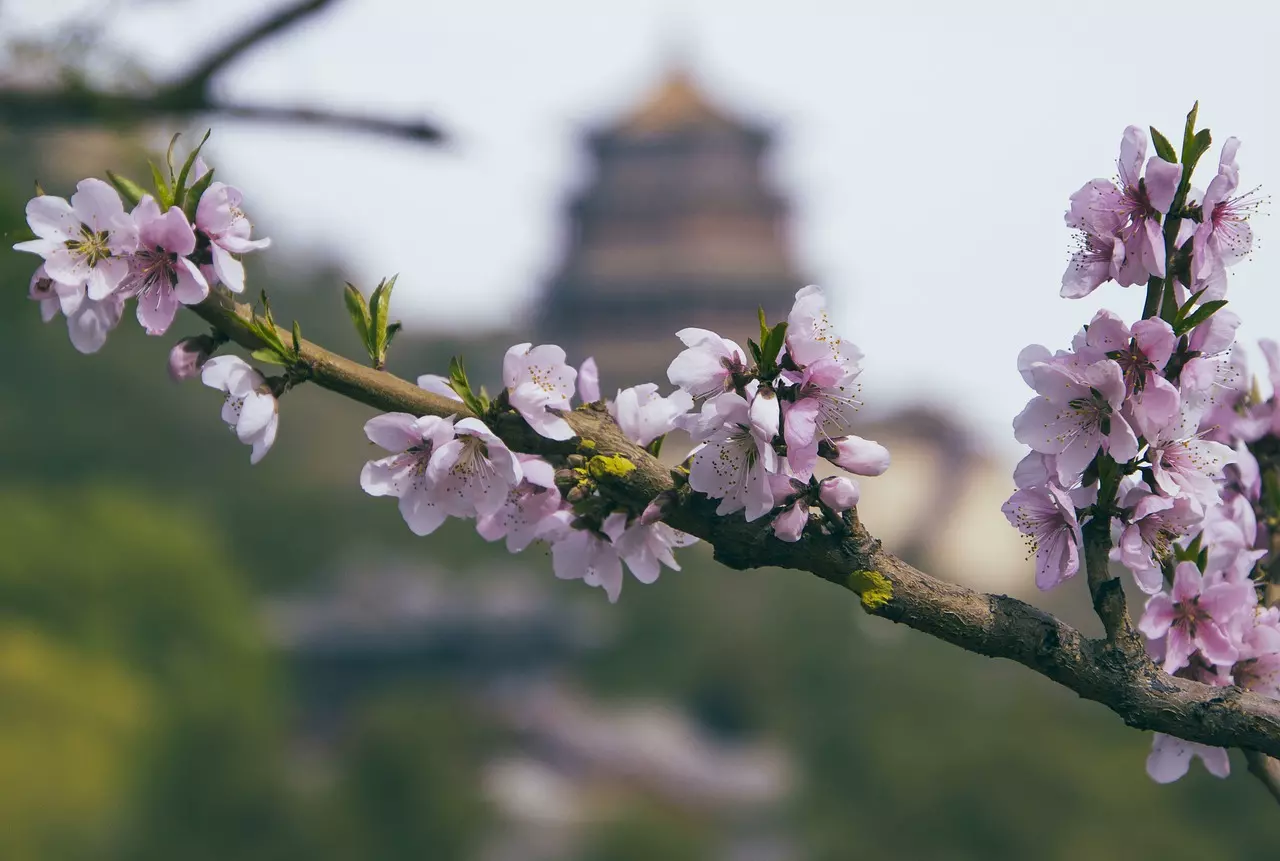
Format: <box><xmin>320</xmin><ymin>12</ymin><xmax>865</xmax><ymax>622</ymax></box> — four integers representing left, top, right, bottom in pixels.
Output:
<box><xmin>2</xmin><ymin>1</ymin><xmax>1279</xmax><ymax>858</ymax></box>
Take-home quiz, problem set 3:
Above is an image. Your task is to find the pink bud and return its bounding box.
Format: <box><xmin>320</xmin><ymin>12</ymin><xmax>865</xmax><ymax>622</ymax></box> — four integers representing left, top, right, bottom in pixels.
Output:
<box><xmin>772</xmin><ymin>500</ymin><xmax>808</xmax><ymax>542</ymax></box>
<box><xmin>818</xmin><ymin>476</ymin><xmax>860</xmax><ymax>511</ymax></box>
<box><xmin>824</xmin><ymin>435</ymin><xmax>891</xmax><ymax>476</ymax></box>
<box><xmin>168</xmin><ymin>335</ymin><xmax>217</xmax><ymax>382</ymax></box>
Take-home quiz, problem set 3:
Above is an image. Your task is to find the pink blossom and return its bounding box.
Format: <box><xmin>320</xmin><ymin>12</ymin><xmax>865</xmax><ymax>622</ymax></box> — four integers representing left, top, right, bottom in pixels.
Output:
<box><xmin>771</xmin><ymin>499</ymin><xmax>808</xmax><ymax>542</ymax></box>
<box><xmin>609</xmin><ymin>384</ymin><xmax>693</xmax><ymax>447</ymax></box>
<box><xmin>578</xmin><ymin>357</ymin><xmax>601</xmax><ymax>403</ymax></box>
<box><xmin>1138</xmin><ymin>561</ymin><xmax>1253</xmax><ymax>673</ymax></box>
<box><xmin>28</xmin><ymin>264</ymin><xmax>125</xmax><ymax>354</ymax></box>
<box><xmin>822</xmin><ymin>435</ymin><xmax>891</xmax><ymax>476</ymax></box>
<box><xmin>201</xmin><ymin>355</ymin><xmax>278</xmax><ymax>465</ymax></box>
<box><xmin>476</xmin><ymin>455</ymin><xmax>565</xmax><ymax>552</ymax></box>
<box><xmin>194</xmin><ymin>181</ymin><xmax>270</xmax><ymax>294</ymax></box>
<box><xmin>1078</xmin><ymin>311</ymin><xmax>1179</xmax><ymax>436</ymax></box>
<box><xmin>14</xmin><ymin>178</ymin><xmax>137</xmax><ymax>300</ymax></box>
<box><xmin>1002</xmin><ymin>483</ymin><xmax>1083</xmax><ymax>591</ymax></box>
<box><xmin>1146</xmin><ymin>733</ymin><xmax>1230</xmax><ymax>784</ymax></box>
<box><xmin>1061</xmin><ymin>180</ymin><xmax>1126</xmax><ymax>299</ymax></box>
<box><xmin>604</xmin><ymin>511</ymin><xmax>698</xmax><ymax>586</ymax></box>
<box><xmin>683</xmin><ymin>389</ymin><xmax>779</xmax><ymax>521</ymax></box>
<box><xmin>1013</xmin><ymin>358</ymin><xmax>1138</xmax><ymax>486</ymax></box>
<box><xmin>119</xmin><ymin>197</ymin><xmax>209</xmax><ymax>335</ymax></box>
<box><xmin>417</xmin><ymin>373</ymin><xmax>464</xmax><ymax>402</ymax></box>
<box><xmin>667</xmin><ymin>327</ymin><xmax>748</xmax><ymax>401</ymax></box>
<box><xmin>1111</xmin><ymin>489</ymin><xmax>1202</xmax><ymax>594</ymax></box>
<box><xmin>786</xmin><ymin>285</ymin><xmax>863</xmax><ymax>370</ymax></box>
<box><xmin>1193</xmin><ymin>138</ymin><xmax>1259</xmax><ymax>289</ymax></box>
<box><xmin>818</xmin><ymin>476</ymin><xmax>860</xmax><ymax>512</ymax></box>
<box><xmin>503</xmin><ymin>343</ymin><xmax>577</xmax><ymax>440</ymax></box>
<box><xmin>168</xmin><ymin>335</ymin><xmax>218</xmax><ymax>381</ymax></box>
<box><xmin>546</xmin><ymin>512</ymin><xmax>625</xmax><ymax>603</ymax></box>
<box><xmin>358</xmin><ymin>412</ymin><xmax>457</xmax><ymax>535</ymax></box>
<box><xmin>1145</xmin><ymin>401</ymin><xmax>1236</xmax><ymax>507</ymax></box>
<box><xmin>1062</xmin><ymin>127</ymin><xmax>1181</xmax><ymax>290</ymax></box>
<box><xmin>782</xmin><ymin>357</ymin><xmax>863</xmax><ymax>479</ymax></box>
<box><xmin>427</xmin><ymin>417</ymin><xmax>523</xmax><ymax>517</ymax></box>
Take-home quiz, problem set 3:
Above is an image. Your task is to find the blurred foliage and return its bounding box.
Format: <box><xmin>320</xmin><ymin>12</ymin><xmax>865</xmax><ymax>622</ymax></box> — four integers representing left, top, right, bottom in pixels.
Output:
<box><xmin>1</xmin><ymin>107</ymin><xmax>1279</xmax><ymax>861</ymax></box>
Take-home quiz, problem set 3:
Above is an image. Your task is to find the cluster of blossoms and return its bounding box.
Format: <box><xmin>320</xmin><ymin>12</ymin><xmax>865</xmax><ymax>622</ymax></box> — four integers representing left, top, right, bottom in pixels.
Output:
<box><xmin>15</xmin><ymin>149</ymin><xmax>889</xmax><ymax>605</ymax></box>
<box><xmin>1005</xmin><ymin>119</ymin><xmax>1280</xmax><ymax>784</ymax></box>
<box><xmin>17</xmin><ymin>163</ymin><xmax>268</xmax><ymax>353</ymax></box>
<box><xmin>360</xmin><ymin>284</ymin><xmax>890</xmax><ymax>602</ymax></box>
<box><xmin>16</xmin><ymin>155</ymin><xmax>278</xmax><ymax>459</ymax></box>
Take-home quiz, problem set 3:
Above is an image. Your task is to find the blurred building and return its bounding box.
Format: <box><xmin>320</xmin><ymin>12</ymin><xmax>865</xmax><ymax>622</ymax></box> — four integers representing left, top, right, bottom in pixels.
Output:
<box><xmin>538</xmin><ymin>66</ymin><xmax>804</xmax><ymax>386</ymax></box>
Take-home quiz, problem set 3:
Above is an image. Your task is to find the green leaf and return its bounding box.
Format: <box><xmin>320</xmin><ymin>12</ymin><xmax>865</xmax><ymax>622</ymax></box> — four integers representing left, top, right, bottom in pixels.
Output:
<box><xmin>1184</xmin><ymin>128</ymin><xmax>1213</xmax><ymax>176</ymax></box>
<box><xmin>165</xmin><ymin>133</ymin><xmax>181</xmax><ymax>182</ymax></box>
<box><xmin>106</xmin><ymin>171</ymin><xmax>147</xmax><ymax>207</ymax></box>
<box><xmin>172</xmin><ymin>129</ymin><xmax>212</xmax><ymax>209</ymax></box>
<box><xmin>1150</xmin><ymin>126</ymin><xmax>1177</xmax><ymax>163</ymax></box>
<box><xmin>384</xmin><ymin>321</ymin><xmax>402</xmax><ymax>353</ymax></box>
<box><xmin>1174</xmin><ymin>287</ymin><xmax>1209</xmax><ymax>323</ymax></box>
<box><xmin>181</xmin><ymin>168</ymin><xmax>216</xmax><ymax>221</ymax></box>
<box><xmin>746</xmin><ymin>338</ymin><xmax>763</xmax><ymax>367</ymax></box>
<box><xmin>1177</xmin><ymin>300</ymin><xmax>1229</xmax><ymax>334</ymax></box>
<box><xmin>291</xmin><ymin>320</ymin><xmax>302</xmax><ymax>358</ymax></box>
<box><xmin>250</xmin><ymin>348</ymin><xmax>287</xmax><ymax>366</ymax></box>
<box><xmin>370</xmin><ymin>274</ymin><xmax>398</xmax><ymax>365</ymax></box>
<box><xmin>343</xmin><ymin>283</ymin><xmax>372</xmax><ymax>350</ymax></box>
<box><xmin>148</xmin><ymin>161</ymin><xmax>173</xmax><ymax>208</ymax></box>
<box><xmin>1181</xmin><ymin>101</ymin><xmax>1199</xmax><ymax>159</ymax></box>
<box><xmin>447</xmin><ymin>355</ymin><xmax>486</xmax><ymax>415</ymax></box>
<box><xmin>758</xmin><ymin>306</ymin><xmax>770</xmax><ymax>346</ymax></box>
<box><xmin>763</xmin><ymin>321</ymin><xmax>788</xmax><ymax>367</ymax></box>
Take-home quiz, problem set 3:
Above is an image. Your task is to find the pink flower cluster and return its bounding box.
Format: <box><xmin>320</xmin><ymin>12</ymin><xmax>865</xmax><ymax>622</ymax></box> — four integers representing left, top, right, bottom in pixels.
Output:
<box><xmin>16</xmin><ymin>169</ymin><xmax>268</xmax><ymax>353</ymax></box>
<box><xmin>671</xmin><ymin>285</ymin><xmax>889</xmax><ymax>542</ymax></box>
<box><xmin>361</xmin><ymin>286</ymin><xmax>889</xmax><ymax>601</ymax></box>
<box><xmin>1062</xmin><ymin>126</ymin><xmax>1257</xmax><ymax>301</ymax></box>
<box><xmin>1009</xmin><ymin>124</ymin><xmax>1279</xmax><ymax>784</ymax></box>
<box><xmin>362</xmin><ymin>341</ymin><xmax>699</xmax><ymax>603</ymax></box>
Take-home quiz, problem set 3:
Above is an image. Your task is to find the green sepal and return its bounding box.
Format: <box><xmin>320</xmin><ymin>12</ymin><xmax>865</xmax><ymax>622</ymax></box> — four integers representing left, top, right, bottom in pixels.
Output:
<box><xmin>646</xmin><ymin>434</ymin><xmax>665</xmax><ymax>458</ymax></box>
<box><xmin>1150</xmin><ymin>126</ymin><xmax>1177</xmax><ymax>163</ymax></box>
<box><xmin>106</xmin><ymin>171</ymin><xmax>147</xmax><ymax>207</ymax></box>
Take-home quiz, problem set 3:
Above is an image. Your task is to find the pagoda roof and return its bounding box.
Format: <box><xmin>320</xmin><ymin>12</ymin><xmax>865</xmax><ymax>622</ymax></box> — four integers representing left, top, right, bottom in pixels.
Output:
<box><xmin>611</xmin><ymin>67</ymin><xmax>758</xmax><ymax>137</ymax></box>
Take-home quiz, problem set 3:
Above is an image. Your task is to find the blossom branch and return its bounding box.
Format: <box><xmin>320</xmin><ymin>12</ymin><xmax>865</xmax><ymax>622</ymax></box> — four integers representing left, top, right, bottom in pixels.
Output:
<box><xmin>182</xmin><ymin>288</ymin><xmax>1280</xmax><ymax>763</ymax></box>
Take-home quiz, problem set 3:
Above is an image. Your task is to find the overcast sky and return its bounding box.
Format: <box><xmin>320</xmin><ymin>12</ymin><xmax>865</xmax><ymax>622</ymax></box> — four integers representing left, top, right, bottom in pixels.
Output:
<box><xmin>16</xmin><ymin>0</ymin><xmax>1280</xmax><ymax>452</ymax></box>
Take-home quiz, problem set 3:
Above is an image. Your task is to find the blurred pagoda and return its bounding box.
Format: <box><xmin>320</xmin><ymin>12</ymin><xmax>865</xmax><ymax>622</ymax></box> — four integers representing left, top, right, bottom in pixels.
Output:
<box><xmin>537</xmin><ymin>66</ymin><xmax>805</xmax><ymax>385</ymax></box>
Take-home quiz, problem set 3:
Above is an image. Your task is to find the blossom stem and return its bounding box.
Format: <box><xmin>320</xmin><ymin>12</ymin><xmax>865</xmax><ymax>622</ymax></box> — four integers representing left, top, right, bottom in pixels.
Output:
<box><xmin>1142</xmin><ymin>277</ymin><xmax>1164</xmax><ymax>320</ymax></box>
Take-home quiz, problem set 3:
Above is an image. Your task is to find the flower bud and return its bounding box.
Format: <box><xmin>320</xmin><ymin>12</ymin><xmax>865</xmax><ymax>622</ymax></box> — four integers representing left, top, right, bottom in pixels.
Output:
<box><xmin>822</xmin><ymin>435</ymin><xmax>891</xmax><ymax>476</ymax></box>
<box><xmin>818</xmin><ymin>476</ymin><xmax>860</xmax><ymax>512</ymax></box>
<box><xmin>772</xmin><ymin>500</ymin><xmax>808</xmax><ymax>542</ymax></box>
<box><xmin>168</xmin><ymin>335</ymin><xmax>218</xmax><ymax>382</ymax></box>
<box><xmin>554</xmin><ymin>468</ymin><xmax>579</xmax><ymax>490</ymax></box>
<box><xmin>639</xmin><ymin>490</ymin><xmax>677</xmax><ymax>525</ymax></box>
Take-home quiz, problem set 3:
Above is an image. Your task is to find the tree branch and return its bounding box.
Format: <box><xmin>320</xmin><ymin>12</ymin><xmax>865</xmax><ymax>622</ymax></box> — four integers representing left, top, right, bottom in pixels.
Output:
<box><xmin>170</xmin><ymin>0</ymin><xmax>339</xmax><ymax>97</ymax></box>
<box><xmin>0</xmin><ymin>1</ymin><xmax>447</xmax><ymax>145</ymax></box>
<box><xmin>187</xmin><ymin>288</ymin><xmax>1280</xmax><ymax>762</ymax></box>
